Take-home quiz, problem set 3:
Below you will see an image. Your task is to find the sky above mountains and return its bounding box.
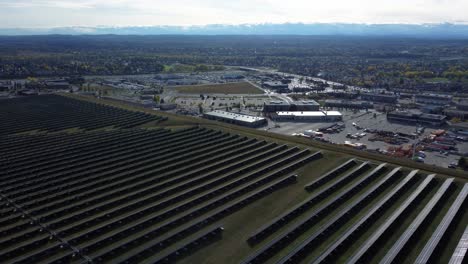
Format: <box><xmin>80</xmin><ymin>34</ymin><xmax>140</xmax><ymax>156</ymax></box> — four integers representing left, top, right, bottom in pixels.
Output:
<box><xmin>1</xmin><ymin>0</ymin><xmax>468</xmax><ymax>28</ymax></box>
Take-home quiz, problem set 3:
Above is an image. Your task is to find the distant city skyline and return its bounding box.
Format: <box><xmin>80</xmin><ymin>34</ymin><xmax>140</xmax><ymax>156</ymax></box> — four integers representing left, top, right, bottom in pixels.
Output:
<box><xmin>1</xmin><ymin>0</ymin><xmax>468</xmax><ymax>28</ymax></box>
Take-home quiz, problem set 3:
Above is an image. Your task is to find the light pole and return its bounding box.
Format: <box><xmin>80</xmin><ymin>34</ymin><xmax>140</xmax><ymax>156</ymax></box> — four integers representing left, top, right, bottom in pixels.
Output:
<box><xmin>412</xmin><ymin>140</ymin><xmax>422</xmax><ymax>160</ymax></box>
<box><xmin>412</xmin><ymin>123</ymin><xmax>422</xmax><ymax>161</ymax></box>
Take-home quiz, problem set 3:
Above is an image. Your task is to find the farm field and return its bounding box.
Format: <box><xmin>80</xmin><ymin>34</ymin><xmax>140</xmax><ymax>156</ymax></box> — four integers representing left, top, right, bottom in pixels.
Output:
<box><xmin>0</xmin><ymin>94</ymin><xmax>467</xmax><ymax>264</ymax></box>
<box><xmin>173</xmin><ymin>81</ymin><xmax>264</xmax><ymax>94</ymax></box>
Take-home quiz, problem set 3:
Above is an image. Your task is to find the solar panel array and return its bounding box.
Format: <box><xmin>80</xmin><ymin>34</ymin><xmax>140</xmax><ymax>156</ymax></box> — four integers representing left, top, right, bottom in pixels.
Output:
<box><xmin>242</xmin><ymin>160</ymin><xmax>468</xmax><ymax>264</ymax></box>
<box><xmin>0</xmin><ymin>95</ymin><xmax>165</xmax><ymax>135</ymax></box>
<box><xmin>1</xmin><ymin>96</ymin><xmax>467</xmax><ymax>264</ymax></box>
<box><xmin>0</xmin><ymin>126</ymin><xmax>321</xmax><ymax>263</ymax></box>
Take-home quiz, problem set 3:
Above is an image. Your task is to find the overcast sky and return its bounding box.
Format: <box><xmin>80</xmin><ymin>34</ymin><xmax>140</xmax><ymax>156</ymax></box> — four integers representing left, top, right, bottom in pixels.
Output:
<box><xmin>1</xmin><ymin>0</ymin><xmax>467</xmax><ymax>28</ymax></box>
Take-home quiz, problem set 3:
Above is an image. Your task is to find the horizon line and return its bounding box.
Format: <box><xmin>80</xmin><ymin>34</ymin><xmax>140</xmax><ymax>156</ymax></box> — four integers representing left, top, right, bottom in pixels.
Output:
<box><xmin>3</xmin><ymin>21</ymin><xmax>468</xmax><ymax>30</ymax></box>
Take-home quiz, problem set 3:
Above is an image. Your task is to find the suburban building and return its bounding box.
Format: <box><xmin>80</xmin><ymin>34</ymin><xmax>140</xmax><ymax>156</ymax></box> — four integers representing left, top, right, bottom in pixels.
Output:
<box><xmin>361</xmin><ymin>93</ymin><xmax>398</xmax><ymax>104</ymax></box>
<box><xmin>263</xmin><ymin>100</ymin><xmax>320</xmax><ymax>112</ymax></box>
<box><xmin>271</xmin><ymin>111</ymin><xmax>342</xmax><ymax>122</ymax></box>
<box><xmin>387</xmin><ymin>111</ymin><xmax>447</xmax><ymax>126</ymax></box>
<box><xmin>415</xmin><ymin>93</ymin><xmax>452</xmax><ymax>106</ymax></box>
<box><xmin>203</xmin><ymin>110</ymin><xmax>267</xmax><ymax>128</ymax></box>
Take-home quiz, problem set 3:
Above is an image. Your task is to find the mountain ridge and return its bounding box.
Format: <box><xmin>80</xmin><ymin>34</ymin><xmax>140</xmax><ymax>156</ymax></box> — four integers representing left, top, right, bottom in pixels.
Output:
<box><xmin>2</xmin><ymin>23</ymin><xmax>468</xmax><ymax>37</ymax></box>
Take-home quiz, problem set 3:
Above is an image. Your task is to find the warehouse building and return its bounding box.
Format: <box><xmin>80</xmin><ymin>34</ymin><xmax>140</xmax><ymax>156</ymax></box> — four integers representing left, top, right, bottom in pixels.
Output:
<box><xmin>361</xmin><ymin>93</ymin><xmax>398</xmax><ymax>104</ymax></box>
<box><xmin>272</xmin><ymin>111</ymin><xmax>342</xmax><ymax>122</ymax></box>
<box><xmin>444</xmin><ymin>100</ymin><xmax>468</xmax><ymax>120</ymax></box>
<box><xmin>263</xmin><ymin>100</ymin><xmax>320</xmax><ymax>112</ymax></box>
<box><xmin>415</xmin><ymin>93</ymin><xmax>452</xmax><ymax>106</ymax></box>
<box><xmin>203</xmin><ymin>110</ymin><xmax>267</xmax><ymax>128</ymax></box>
<box><xmin>387</xmin><ymin>111</ymin><xmax>447</xmax><ymax>126</ymax></box>
<box><xmin>324</xmin><ymin>100</ymin><xmax>373</xmax><ymax>109</ymax></box>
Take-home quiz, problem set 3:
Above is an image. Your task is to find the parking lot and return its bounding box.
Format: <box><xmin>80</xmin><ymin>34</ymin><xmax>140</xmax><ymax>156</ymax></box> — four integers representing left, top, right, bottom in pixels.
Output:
<box><xmin>262</xmin><ymin>109</ymin><xmax>468</xmax><ymax>168</ymax></box>
<box><xmin>175</xmin><ymin>95</ymin><xmax>281</xmax><ymax>113</ymax></box>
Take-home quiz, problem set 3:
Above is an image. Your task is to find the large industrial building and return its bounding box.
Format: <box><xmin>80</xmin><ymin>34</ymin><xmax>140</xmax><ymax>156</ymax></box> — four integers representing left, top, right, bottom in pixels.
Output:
<box><xmin>444</xmin><ymin>100</ymin><xmax>468</xmax><ymax>120</ymax></box>
<box><xmin>203</xmin><ymin>110</ymin><xmax>267</xmax><ymax>128</ymax></box>
<box><xmin>263</xmin><ymin>100</ymin><xmax>320</xmax><ymax>112</ymax></box>
<box><xmin>387</xmin><ymin>111</ymin><xmax>447</xmax><ymax>126</ymax></box>
<box><xmin>415</xmin><ymin>93</ymin><xmax>453</xmax><ymax>106</ymax></box>
<box><xmin>324</xmin><ymin>100</ymin><xmax>373</xmax><ymax>109</ymax></box>
<box><xmin>271</xmin><ymin>111</ymin><xmax>342</xmax><ymax>122</ymax></box>
<box><xmin>361</xmin><ymin>93</ymin><xmax>398</xmax><ymax>104</ymax></box>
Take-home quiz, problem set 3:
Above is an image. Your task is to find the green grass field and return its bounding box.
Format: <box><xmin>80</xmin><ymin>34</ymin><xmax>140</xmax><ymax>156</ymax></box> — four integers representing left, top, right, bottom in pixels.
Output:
<box><xmin>173</xmin><ymin>82</ymin><xmax>264</xmax><ymax>94</ymax></box>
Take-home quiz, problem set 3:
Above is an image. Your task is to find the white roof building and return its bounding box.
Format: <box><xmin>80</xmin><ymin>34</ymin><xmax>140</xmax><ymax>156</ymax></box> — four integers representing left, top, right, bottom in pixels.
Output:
<box><xmin>204</xmin><ymin>110</ymin><xmax>267</xmax><ymax>127</ymax></box>
<box><xmin>273</xmin><ymin>111</ymin><xmax>342</xmax><ymax>122</ymax></box>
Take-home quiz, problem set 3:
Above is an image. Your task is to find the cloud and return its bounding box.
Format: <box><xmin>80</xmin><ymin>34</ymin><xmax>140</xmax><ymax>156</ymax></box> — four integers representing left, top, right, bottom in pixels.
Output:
<box><xmin>1</xmin><ymin>0</ymin><xmax>468</xmax><ymax>27</ymax></box>
<box><xmin>0</xmin><ymin>0</ymin><xmax>95</xmax><ymax>9</ymax></box>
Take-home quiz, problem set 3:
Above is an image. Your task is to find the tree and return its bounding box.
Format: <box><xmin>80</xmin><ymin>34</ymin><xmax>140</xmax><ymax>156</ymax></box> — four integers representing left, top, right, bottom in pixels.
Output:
<box><xmin>153</xmin><ymin>95</ymin><xmax>160</xmax><ymax>104</ymax></box>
